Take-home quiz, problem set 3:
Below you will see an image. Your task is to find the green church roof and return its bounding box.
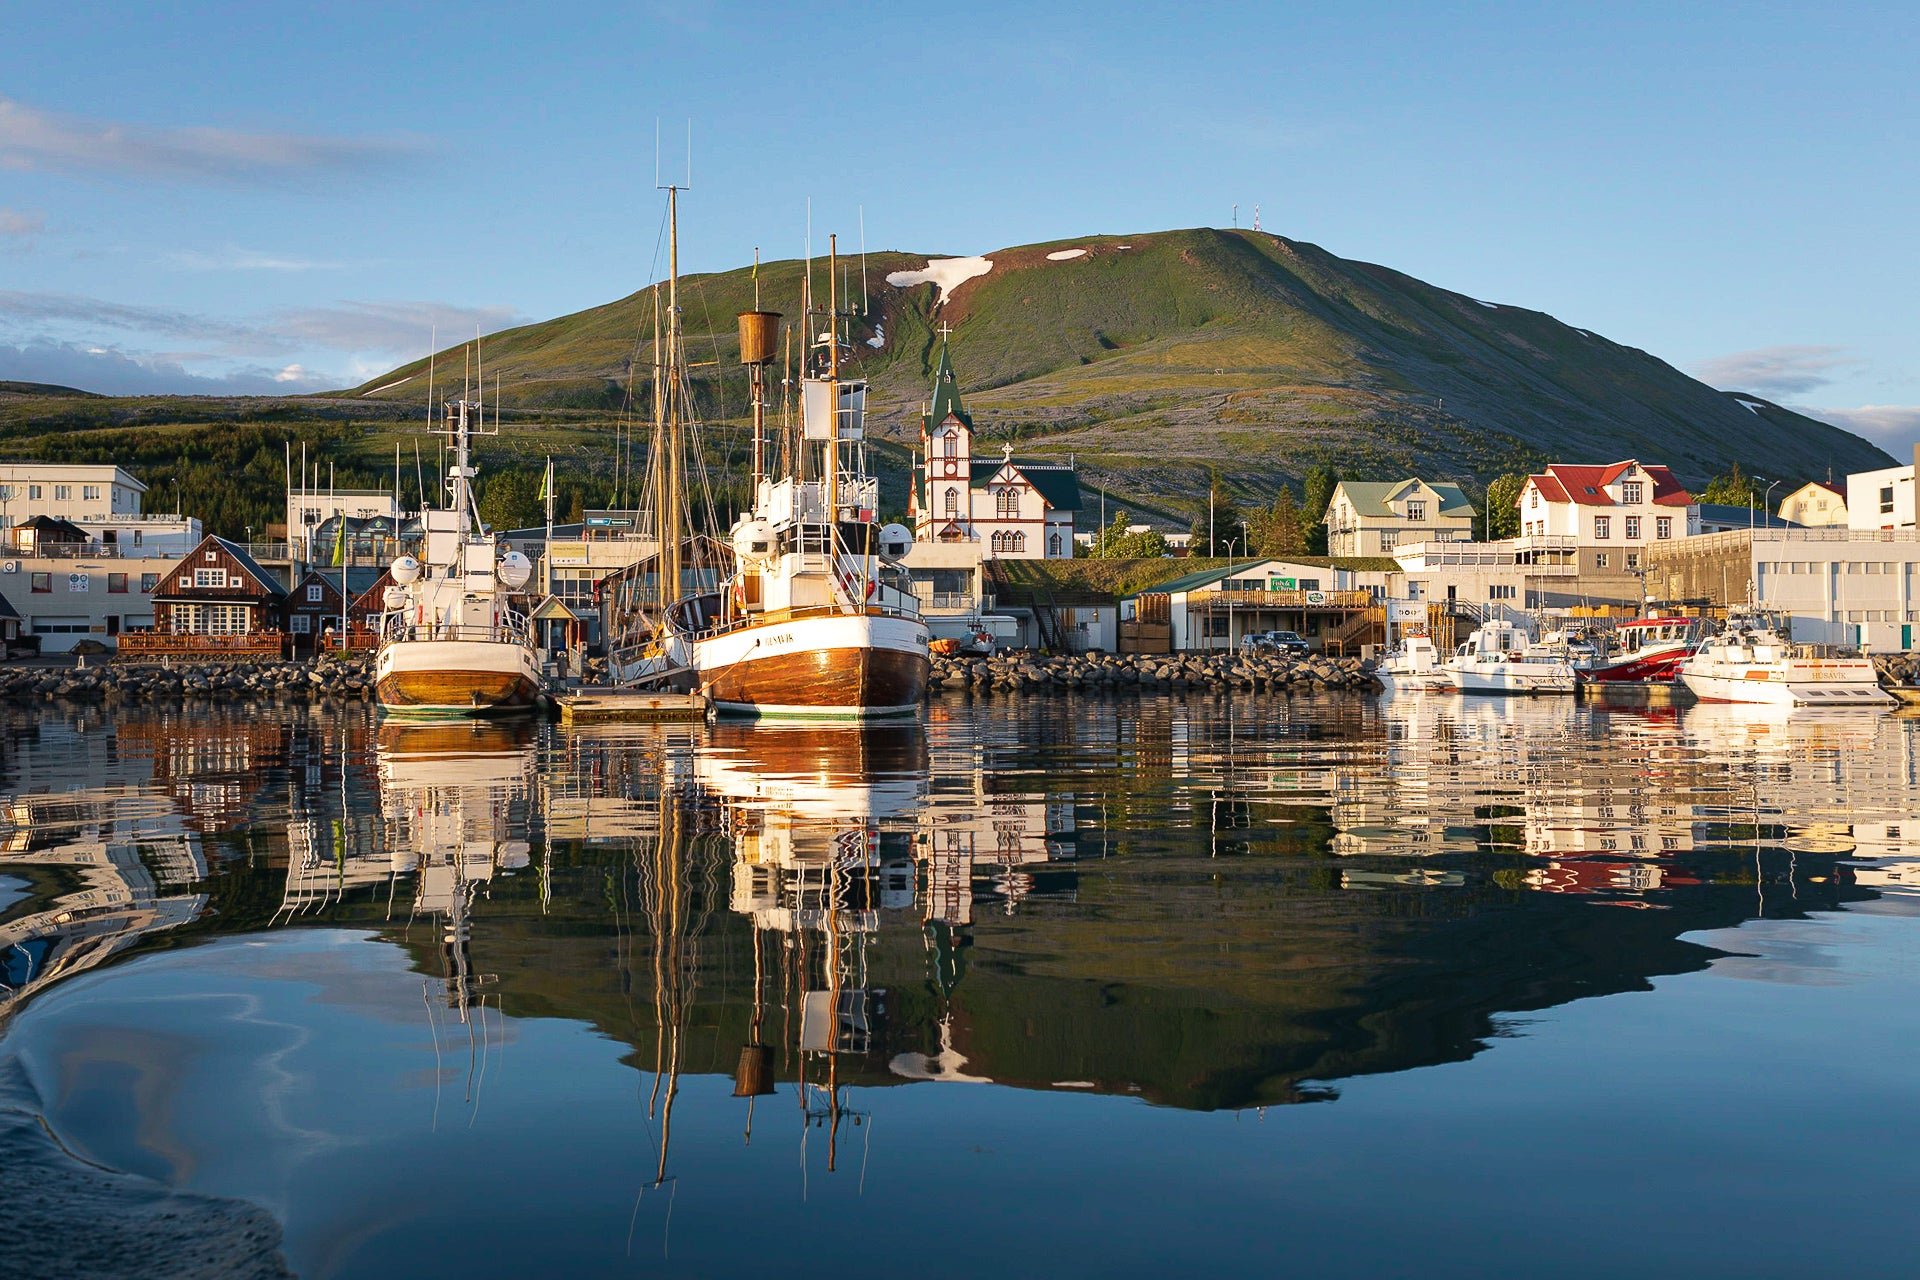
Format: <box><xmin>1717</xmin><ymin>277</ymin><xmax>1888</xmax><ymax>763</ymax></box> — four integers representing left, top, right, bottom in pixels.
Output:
<box><xmin>923</xmin><ymin>337</ymin><xmax>972</xmax><ymax>432</ymax></box>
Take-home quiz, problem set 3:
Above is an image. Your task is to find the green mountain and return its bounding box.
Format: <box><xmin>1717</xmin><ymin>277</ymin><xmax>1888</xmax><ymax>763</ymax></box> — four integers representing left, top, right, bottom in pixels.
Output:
<box><xmin>344</xmin><ymin>225</ymin><xmax>1892</xmax><ymax>503</ymax></box>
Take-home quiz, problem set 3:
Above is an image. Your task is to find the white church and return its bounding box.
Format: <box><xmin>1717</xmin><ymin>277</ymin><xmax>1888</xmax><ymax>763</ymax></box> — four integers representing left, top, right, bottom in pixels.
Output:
<box><xmin>909</xmin><ymin>336</ymin><xmax>1081</xmax><ymax>559</ymax></box>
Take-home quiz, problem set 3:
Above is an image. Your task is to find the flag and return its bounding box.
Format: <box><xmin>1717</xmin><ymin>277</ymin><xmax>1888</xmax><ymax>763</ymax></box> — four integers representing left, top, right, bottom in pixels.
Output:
<box><xmin>537</xmin><ymin>459</ymin><xmax>552</xmax><ymax>501</ymax></box>
<box><xmin>331</xmin><ymin>518</ymin><xmax>346</xmax><ymax>567</ymax></box>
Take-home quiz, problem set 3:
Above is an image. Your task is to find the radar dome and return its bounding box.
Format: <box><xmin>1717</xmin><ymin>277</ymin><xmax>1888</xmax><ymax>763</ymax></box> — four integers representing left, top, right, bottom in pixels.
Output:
<box><xmin>497</xmin><ymin>551</ymin><xmax>533</xmax><ymax>589</ymax></box>
<box><xmin>390</xmin><ymin>555</ymin><xmax>422</xmax><ymax>585</ymax></box>
<box><xmin>879</xmin><ymin>523</ymin><xmax>914</xmax><ymax>562</ymax></box>
<box><xmin>732</xmin><ymin>518</ymin><xmax>776</xmax><ymax>561</ymax></box>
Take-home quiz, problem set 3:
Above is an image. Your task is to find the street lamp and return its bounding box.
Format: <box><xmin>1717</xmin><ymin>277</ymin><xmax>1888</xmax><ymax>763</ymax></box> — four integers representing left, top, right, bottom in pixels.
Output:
<box><xmin>1761</xmin><ymin>479</ymin><xmax>1783</xmax><ymax>530</ymax></box>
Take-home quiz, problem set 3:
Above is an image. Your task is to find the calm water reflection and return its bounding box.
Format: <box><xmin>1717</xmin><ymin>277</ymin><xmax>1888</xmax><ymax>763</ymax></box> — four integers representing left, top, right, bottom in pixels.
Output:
<box><xmin>4</xmin><ymin>694</ymin><xmax>1920</xmax><ymax>1277</ymax></box>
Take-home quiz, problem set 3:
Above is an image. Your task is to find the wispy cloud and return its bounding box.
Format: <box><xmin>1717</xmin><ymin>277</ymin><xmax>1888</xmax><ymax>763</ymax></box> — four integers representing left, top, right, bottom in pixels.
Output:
<box><xmin>0</xmin><ymin>341</ymin><xmax>336</xmax><ymax>396</ymax></box>
<box><xmin>0</xmin><ymin>98</ymin><xmax>423</xmax><ymax>183</ymax></box>
<box><xmin>0</xmin><ymin>207</ymin><xmax>44</xmax><ymax>238</ymax></box>
<box><xmin>164</xmin><ymin>247</ymin><xmax>343</xmax><ymax>272</ymax></box>
<box><xmin>0</xmin><ymin>289</ymin><xmax>283</xmax><ymax>354</ymax></box>
<box><xmin>1797</xmin><ymin>404</ymin><xmax>1920</xmax><ymax>455</ymax></box>
<box><xmin>1693</xmin><ymin>344</ymin><xmax>1860</xmax><ymax>397</ymax></box>
<box><xmin>273</xmin><ymin>301</ymin><xmax>524</xmax><ymax>357</ymax></box>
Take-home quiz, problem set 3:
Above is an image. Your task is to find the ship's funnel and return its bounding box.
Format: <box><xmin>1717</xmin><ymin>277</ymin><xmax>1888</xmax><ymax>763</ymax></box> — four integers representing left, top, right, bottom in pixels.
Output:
<box><xmin>737</xmin><ymin>311</ymin><xmax>781</xmax><ymax>365</ymax></box>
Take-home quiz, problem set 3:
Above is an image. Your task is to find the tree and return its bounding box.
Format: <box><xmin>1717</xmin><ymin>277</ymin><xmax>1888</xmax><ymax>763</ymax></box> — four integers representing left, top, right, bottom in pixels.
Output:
<box><xmin>1300</xmin><ymin>465</ymin><xmax>1340</xmax><ymax>556</ymax></box>
<box><xmin>1699</xmin><ymin>463</ymin><xmax>1769</xmax><ymax>508</ymax></box>
<box><xmin>1483</xmin><ymin>472</ymin><xmax>1526</xmax><ymax>540</ymax></box>
<box><xmin>1188</xmin><ymin>473</ymin><xmax>1245</xmax><ymax>557</ymax></box>
<box><xmin>1249</xmin><ymin>486</ymin><xmax>1307</xmax><ymax>556</ymax></box>
<box><xmin>478</xmin><ymin>468</ymin><xmax>542</xmax><ymax>532</ymax></box>
<box><xmin>1089</xmin><ymin>510</ymin><xmax>1169</xmax><ymax>558</ymax></box>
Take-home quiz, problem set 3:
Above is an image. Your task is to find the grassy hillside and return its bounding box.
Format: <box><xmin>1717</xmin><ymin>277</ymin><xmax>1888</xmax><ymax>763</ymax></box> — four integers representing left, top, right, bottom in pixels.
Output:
<box><xmin>0</xmin><ymin>226</ymin><xmax>1892</xmax><ymax>537</ymax></box>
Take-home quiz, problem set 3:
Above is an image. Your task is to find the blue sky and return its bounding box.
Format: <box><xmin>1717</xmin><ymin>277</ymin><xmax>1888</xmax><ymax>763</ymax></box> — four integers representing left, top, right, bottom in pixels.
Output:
<box><xmin>2</xmin><ymin>1</ymin><xmax>1915</xmax><ymax>453</ymax></box>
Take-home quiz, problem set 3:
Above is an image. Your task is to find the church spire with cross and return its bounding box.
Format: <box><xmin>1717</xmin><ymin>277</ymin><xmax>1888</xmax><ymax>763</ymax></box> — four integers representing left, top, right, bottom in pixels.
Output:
<box><xmin>923</xmin><ymin>323</ymin><xmax>972</xmax><ymax>433</ymax></box>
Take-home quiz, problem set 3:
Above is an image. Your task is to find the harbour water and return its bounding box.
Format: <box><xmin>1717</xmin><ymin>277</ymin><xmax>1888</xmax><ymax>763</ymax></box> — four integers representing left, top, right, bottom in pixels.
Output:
<box><xmin>4</xmin><ymin>693</ymin><xmax>1920</xmax><ymax>1277</ymax></box>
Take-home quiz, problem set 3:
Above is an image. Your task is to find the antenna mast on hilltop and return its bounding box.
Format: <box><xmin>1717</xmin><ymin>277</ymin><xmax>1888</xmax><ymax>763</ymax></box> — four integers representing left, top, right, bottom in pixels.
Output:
<box><xmin>1253</xmin><ymin>204</ymin><xmax>1261</xmax><ymax>232</ymax></box>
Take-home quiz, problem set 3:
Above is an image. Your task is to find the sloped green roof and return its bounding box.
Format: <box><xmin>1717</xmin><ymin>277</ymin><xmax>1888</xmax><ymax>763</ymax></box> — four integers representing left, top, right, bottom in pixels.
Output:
<box><xmin>1335</xmin><ymin>479</ymin><xmax>1475</xmax><ymax>519</ymax></box>
<box><xmin>923</xmin><ymin>338</ymin><xmax>972</xmax><ymax>432</ymax></box>
<box><xmin>910</xmin><ymin>458</ymin><xmax>1084</xmax><ymax>512</ymax></box>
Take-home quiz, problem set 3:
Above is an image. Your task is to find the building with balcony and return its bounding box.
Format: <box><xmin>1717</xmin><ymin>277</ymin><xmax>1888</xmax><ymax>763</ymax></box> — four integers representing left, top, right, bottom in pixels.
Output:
<box><xmin>0</xmin><ymin>463</ymin><xmax>145</xmax><ymax>524</ymax></box>
<box><xmin>116</xmin><ymin>535</ymin><xmax>289</xmax><ymax>661</ymax></box>
<box><xmin>1325</xmin><ymin>478</ymin><xmax>1476</xmax><ymax>556</ymax></box>
<box><xmin>1394</xmin><ymin>535</ymin><xmax>1642</xmax><ymax>612</ymax></box>
<box><xmin>1119</xmin><ymin>557</ymin><xmax>1400</xmax><ymax>652</ymax></box>
<box><xmin>1516</xmin><ymin>461</ymin><xmax>1699</xmax><ymax>572</ymax></box>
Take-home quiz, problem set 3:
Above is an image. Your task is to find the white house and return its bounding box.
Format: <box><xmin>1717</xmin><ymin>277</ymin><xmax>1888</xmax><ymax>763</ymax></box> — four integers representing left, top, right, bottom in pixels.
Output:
<box><xmin>0</xmin><ymin>464</ymin><xmax>146</xmax><ymax>524</ymax></box>
<box><xmin>1780</xmin><ymin>480</ymin><xmax>1848</xmax><ymax>528</ymax></box>
<box><xmin>1846</xmin><ymin>460</ymin><xmax>1916</xmax><ymax>531</ymax></box>
<box><xmin>909</xmin><ymin>339</ymin><xmax>1080</xmax><ymax>559</ymax></box>
<box><xmin>1326</xmin><ymin>479</ymin><xmax>1476</xmax><ymax>556</ymax></box>
<box><xmin>1516</xmin><ymin>461</ymin><xmax>1698</xmax><ymax>576</ymax></box>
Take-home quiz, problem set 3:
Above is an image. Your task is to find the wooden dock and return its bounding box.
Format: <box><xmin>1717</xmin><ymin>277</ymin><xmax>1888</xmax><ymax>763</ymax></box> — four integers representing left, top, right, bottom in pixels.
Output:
<box><xmin>557</xmin><ymin>688</ymin><xmax>709</xmax><ymax>724</ymax></box>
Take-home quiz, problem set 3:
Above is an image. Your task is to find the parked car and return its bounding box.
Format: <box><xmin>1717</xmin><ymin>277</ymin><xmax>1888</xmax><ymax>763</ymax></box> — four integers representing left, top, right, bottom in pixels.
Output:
<box><xmin>1241</xmin><ymin>629</ymin><xmax>1310</xmax><ymax>655</ymax></box>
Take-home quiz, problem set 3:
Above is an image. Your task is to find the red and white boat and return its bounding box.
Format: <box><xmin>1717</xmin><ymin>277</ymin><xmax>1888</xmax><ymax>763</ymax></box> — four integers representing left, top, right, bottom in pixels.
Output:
<box><xmin>1577</xmin><ymin>616</ymin><xmax>1702</xmax><ymax>685</ymax></box>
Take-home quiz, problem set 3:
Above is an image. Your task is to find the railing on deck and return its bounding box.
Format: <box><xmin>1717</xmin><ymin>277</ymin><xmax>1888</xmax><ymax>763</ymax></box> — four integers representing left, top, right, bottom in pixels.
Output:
<box><xmin>1197</xmin><ymin>588</ymin><xmax>1375</xmax><ymax>610</ymax></box>
<box><xmin>115</xmin><ymin>631</ymin><xmax>289</xmax><ymax>663</ymax></box>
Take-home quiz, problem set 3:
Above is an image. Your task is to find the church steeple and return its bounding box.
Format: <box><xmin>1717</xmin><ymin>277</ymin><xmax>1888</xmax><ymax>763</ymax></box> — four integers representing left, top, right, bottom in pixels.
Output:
<box><xmin>923</xmin><ymin>327</ymin><xmax>972</xmax><ymax>432</ymax></box>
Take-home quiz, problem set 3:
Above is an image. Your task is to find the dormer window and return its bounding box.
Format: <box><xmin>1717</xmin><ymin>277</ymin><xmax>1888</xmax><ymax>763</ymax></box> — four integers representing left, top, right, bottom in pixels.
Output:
<box><xmin>1406</xmin><ymin>500</ymin><xmax>1426</xmax><ymax>521</ymax></box>
<box><xmin>1621</xmin><ymin>481</ymin><xmax>1643</xmax><ymax>504</ymax></box>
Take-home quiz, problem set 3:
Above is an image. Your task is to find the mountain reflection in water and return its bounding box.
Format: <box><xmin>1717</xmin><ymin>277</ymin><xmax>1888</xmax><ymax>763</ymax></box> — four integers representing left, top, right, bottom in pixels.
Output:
<box><xmin>4</xmin><ymin>695</ymin><xmax>1920</xmax><ymax>1274</ymax></box>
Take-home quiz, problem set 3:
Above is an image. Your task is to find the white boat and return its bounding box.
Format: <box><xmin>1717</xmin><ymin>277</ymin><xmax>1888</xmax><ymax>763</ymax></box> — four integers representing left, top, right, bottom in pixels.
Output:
<box><xmin>1375</xmin><ymin>633</ymin><xmax>1450</xmax><ymax>691</ymax></box>
<box><xmin>1444</xmin><ymin>619</ymin><xmax>1576</xmax><ymax>695</ymax></box>
<box><xmin>374</xmin><ymin>397</ymin><xmax>542</xmax><ymax>714</ymax></box>
<box><xmin>1679</xmin><ymin>618</ymin><xmax>1891</xmax><ymax>707</ymax></box>
<box><xmin>684</xmin><ymin>230</ymin><xmax>928</xmax><ymax>717</ymax></box>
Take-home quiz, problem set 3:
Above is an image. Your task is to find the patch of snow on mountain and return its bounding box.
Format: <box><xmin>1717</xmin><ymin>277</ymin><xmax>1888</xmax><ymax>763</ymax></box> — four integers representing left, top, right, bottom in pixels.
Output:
<box><xmin>1046</xmin><ymin>249</ymin><xmax>1087</xmax><ymax>261</ymax></box>
<box><xmin>1474</xmin><ymin>299</ymin><xmax>1499</xmax><ymax>309</ymax></box>
<box><xmin>866</xmin><ymin>324</ymin><xmax>886</xmax><ymax>349</ymax></box>
<box><xmin>884</xmin><ymin>256</ymin><xmax>993</xmax><ymax>306</ymax></box>
<box><xmin>1734</xmin><ymin>397</ymin><xmax>1767</xmax><ymax>414</ymax></box>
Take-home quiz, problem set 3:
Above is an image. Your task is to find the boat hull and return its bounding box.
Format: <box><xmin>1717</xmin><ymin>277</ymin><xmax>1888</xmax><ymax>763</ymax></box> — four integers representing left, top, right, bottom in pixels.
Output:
<box><xmin>1448</xmin><ymin>663</ymin><xmax>1576</xmax><ymax>695</ymax></box>
<box><xmin>692</xmin><ymin>612</ymin><xmax>929</xmax><ymax>717</ymax></box>
<box><xmin>376</xmin><ymin>638</ymin><xmax>543</xmax><ymax>714</ymax></box>
<box><xmin>1578</xmin><ymin>648</ymin><xmax>1696</xmax><ymax>684</ymax></box>
<box><xmin>1679</xmin><ymin>664</ymin><xmax>1892</xmax><ymax>707</ymax></box>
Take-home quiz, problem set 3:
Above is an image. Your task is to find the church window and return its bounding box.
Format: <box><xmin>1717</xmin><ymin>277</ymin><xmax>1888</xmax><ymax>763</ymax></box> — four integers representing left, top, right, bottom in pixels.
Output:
<box><xmin>1049</xmin><ymin>533</ymin><xmax>1061</xmax><ymax>556</ymax></box>
<box><xmin>996</xmin><ymin>487</ymin><xmax>1019</xmax><ymax>518</ymax></box>
<box><xmin>944</xmin><ymin>487</ymin><xmax>959</xmax><ymax>517</ymax></box>
<box><xmin>1010</xmin><ymin>531</ymin><xmax>1026</xmax><ymax>553</ymax></box>
<box><xmin>942</xmin><ymin>433</ymin><xmax>957</xmax><ymax>459</ymax></box>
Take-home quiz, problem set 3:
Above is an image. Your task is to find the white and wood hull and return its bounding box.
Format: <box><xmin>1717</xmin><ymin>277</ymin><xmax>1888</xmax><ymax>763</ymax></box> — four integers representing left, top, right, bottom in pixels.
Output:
<box><xmin>691</xmin><ymin>611</ymin><xmax>929</xmax><ymax>717</ymax></box>
<box><xmin>376</xmin><ymin>637</ymin><xmax>543</xmax><ymax>714</ymax></box>
<box><xmin>1447</xmin><ymin>661</ymin><xmax>1576</xmax><ymax>696</ymax></box>
<box><xmin>1680</xmin><ymin>660</ymin><xmax>1891</xmax><ymax>707</ymax></box>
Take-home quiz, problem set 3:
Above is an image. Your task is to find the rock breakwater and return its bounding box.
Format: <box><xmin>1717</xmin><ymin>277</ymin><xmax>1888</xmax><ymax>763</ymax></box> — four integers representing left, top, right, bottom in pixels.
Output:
<box><xmin>929</xmin><ymin>649</ymin><xmax>1376</xmax><ymax>693</ymax></box>
<box><xmin>0</xmin><ymin>658</ymin><xmax>378</xmax><ymax>703</ymax></box>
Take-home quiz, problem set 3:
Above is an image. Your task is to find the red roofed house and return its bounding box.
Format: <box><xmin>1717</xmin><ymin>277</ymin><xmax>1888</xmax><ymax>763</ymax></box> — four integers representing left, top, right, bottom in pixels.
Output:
<box><xmin>1517</xmin><ymin>461</ymin><xmax>1699</xmax><ymax>576</ymax></box>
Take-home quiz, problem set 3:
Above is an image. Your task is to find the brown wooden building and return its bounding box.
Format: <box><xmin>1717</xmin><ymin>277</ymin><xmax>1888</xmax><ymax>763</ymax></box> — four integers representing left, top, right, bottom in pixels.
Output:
<box><xmin>285</xmin><ymin>566</ymin><xmax>390</xmax><ymax>653</ymax></box>
<box><xmin>147</xmin><ymin>536</ymin><xmax>288</xmax><ymax>640</ymax></box>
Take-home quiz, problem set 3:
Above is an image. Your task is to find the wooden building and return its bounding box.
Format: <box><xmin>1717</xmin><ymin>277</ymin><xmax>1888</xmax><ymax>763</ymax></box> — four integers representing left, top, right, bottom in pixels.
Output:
<box><xmin>285</xmin><ymin>566</ymin><xmax>390</xmax><ymax>653</ymax></box>
<box><xmin>120</xmin><ymin>536</ymin><xmax>289</xmax><ymax>661</ymax></box>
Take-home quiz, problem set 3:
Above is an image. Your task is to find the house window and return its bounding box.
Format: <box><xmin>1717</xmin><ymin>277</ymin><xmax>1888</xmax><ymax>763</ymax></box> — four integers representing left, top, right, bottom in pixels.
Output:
<box><xmin>1626</xmin><ymin>551</ymin><xmax>1640</xmax><ymax>569</ymax></box>
<box><xmin>53</xmin><ymin>485</ymin><xmax>71</xmax><ymax>501</ymax></box>
<box><xmin>194</xmin><ymin>567</ymin><xmax>228</xmax><ymax>588</ymax></box>
<box><xmin>996</xmin><ymin>487</ymin><xmax>1019</xmax><ymax>518</ymax></box>
<box><xmin>1882</xmin><ymin>486</ymin><xmax>1895</xmax><ymax>515</ymax></box>
<box><xmin>30</xmin><ymin>572</ymin><xmax>50</xmax><ymax>593</ymax></box>
<box><xmin>942</xmin><ymin>433</ymin><xmax>957</xmax><ymax>459</ymax></box>
<box><xmin>1489</xmin><ymin>584</ymin><xmax>1516</xmax><ymax>600</ymax></box>
<box><xmin>27</xmin><ymin>485</ymin><xmax>41</xmax><ymax>499</ymax></box>
<box><xmin>132</xmin><ymin>530</ymin><xmax>143</xmax><ymax>547</ymax></box>
<box><xmin>205</xmin><ymin>550</ymin><xmax>218</xmax><ymax>561</ymax></box>
<box><xmin>108</xmin><ymin>572</ymin><xmax>127</xmax><ymax>593</ymax></box>
<box><xmin>1593</xmin><ymin>516</ymin><xmax>1610</xmax><ymax>539</ymax></box>
<box><xmin>1379</xmin><ymin>530</ymin><xmax>1396</xmax><ymax>551</ymax></box>
<box><xmin>944</xmin><ymin>487</ymin><xmax>959</xmax><ymax>517</ymax></box>
<box><xmin>307</xmin><ymin>583</ymin><xmax>324</xmax><ymax>602</ymax></box>
<box><xmin>1406</xmin><ymin>500</ymin><xmax>1425</xmax><ymax>521</ymax></box>
<box><xmin>1621</xmin><ymin>482</ymin><xmax>1643</xmax><ymax>504</ymax></box>
<box><xmin>82</xmin><ymin>485</ymin><xmax>101</xmax><ymax>500</ymax></box>
<box><xmin>1530</xmin><ymin>490</ymin><xmax>1539</xmax><ymax>509</ymax></box>
<box><xmin>1594</xmin><ymin>553</ymin><xmax>1609</xmax><ymax>569</ymax></box>
<box><xmin>1656</xmin><ymin>517</ymin><xmax>1672</xmax><ymax>539</ymax></box>
<box><xmin>173</xmin><ymin>603</ymin><xmax>248</xmax><ymax>635</ymax></box>
<box><xmin>140</xmin><ymin>572</ymin><xmax>160</xmax><ymax>592</ymax></box>
<box><xmin>1625</xmin><ymin>515</ymin><xmax>1641</xmax><ymax>539</ymax></box>
<box><xmin>290</xmin><ymin>614</ymin><xmax>311</xmax><ymax>634</ymax></box>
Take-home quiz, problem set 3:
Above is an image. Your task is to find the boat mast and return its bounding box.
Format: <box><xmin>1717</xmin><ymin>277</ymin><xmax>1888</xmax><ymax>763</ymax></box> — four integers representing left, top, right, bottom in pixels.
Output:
<box><xmin>827</xmin><ymin>233</ymin><xmax>839</xmax><ymax>523</ymax></box>
<box><xmin>661</xmin><ymin>186</ymin><xmax>685</xmax><ymax>615</ymax></box>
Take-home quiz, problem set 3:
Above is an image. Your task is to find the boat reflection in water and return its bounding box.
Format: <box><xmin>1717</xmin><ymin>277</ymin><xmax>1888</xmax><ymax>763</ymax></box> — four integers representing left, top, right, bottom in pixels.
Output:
<box><xmin>6</xmin><ymin>697</ymin><xmax>1920</xmax><ymax>1273</ymax></box>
